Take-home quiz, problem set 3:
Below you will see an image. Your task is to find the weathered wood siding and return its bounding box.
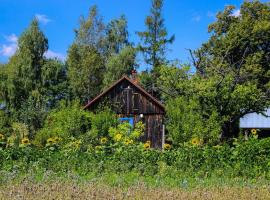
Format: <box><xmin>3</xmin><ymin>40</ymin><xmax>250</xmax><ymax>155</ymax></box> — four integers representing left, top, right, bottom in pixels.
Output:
<box><xmin>88</xmin><ymin>79</ymin><xmax>164</xmax><ymax>115</ymax></box>
<box><xmin>86</xmin><ymin>79</ymin><xmax>164</xmax><ymax>148</ymax></box>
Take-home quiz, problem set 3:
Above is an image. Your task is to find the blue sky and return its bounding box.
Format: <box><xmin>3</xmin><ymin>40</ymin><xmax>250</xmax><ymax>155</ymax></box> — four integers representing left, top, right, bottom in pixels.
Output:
<box><xmin>0</xmin><ymin>0</ymin><xmax>259</xmax><ymax>68</ymax></box>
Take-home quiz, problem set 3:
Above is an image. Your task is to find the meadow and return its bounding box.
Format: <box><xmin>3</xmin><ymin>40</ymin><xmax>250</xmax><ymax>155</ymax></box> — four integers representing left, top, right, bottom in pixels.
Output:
<box><xmin>0</xmin><ymin>136</ymin><xmax>270</xmax><ymax>199</ymax></box>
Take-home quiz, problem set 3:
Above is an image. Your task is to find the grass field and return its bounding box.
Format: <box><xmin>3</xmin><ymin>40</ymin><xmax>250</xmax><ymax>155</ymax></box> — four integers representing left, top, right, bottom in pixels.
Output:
<box><xmin>0</xmin><ymin>173</ymin><xmax>269</xmax><ymax>200</ymax></box>
<box><xmin>0</xmin><ymin>180</ymin><xmax>269</xmax><ymax>200</ymax></box>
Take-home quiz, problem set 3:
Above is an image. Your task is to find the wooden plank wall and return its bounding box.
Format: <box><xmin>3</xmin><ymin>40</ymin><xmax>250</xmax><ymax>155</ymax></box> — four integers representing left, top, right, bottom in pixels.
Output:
<box><xmin>88</xmin><ymin>79</ymin><xmax>164</xmax><ymax>148</ymax></box>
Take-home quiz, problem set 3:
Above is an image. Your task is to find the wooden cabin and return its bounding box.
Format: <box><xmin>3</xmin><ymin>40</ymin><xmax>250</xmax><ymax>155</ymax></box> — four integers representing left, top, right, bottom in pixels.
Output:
<box><xmin>84</xmin><ymin>74</ymin><xmax>165</xmax><ymax>148</ymax></box>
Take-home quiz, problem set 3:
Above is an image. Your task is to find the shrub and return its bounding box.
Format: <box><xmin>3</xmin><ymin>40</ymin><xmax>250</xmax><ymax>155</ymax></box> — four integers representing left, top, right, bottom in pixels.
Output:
<box><xmin>0</xmin><ymin>110</ymin><xmax>11</xmax><ymax>135</ymax></box>
<box><xmin>166</xmin><ymin>97</ymin><xmax>221</xmax><ymax>145</ymax></box>
<box><xmin>34</xmin><ymin>101</ymin><xmax>92</xmax><ymax>146</ymax></box>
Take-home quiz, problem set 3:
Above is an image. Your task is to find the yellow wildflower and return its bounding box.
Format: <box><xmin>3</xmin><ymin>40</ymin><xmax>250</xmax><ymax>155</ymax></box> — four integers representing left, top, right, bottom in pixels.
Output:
<box><xmin>0</xmin><ymin>134</ymin><xmax>4</xmax><ymax>140</ymax></box>
<box><xmin>95</xmin><ymin>145</ymin><xmax>102</xmax><ymax>151</ymax></box>
<box><xmin>47</xmin><ymin>138</ymin><xmax>54</xmax><ymax>145</ymax></box>
<box><xmin>21</xmin><ymin>138</ymin><xmax>30</xmax><ymax>145</ymax></box>
<box><xmin>191</xmin><ymin>137</ymin><xmax>200</xmax><ymax>146</ymax></box>
<box><xmin>114</xmin><ymin>134</ymin><xmax>122</xmax><ymax>142</ymax></box>
<box><xmin>164</xmin><ymin>143</ymin><xmax>171</xmax><ymax>150</ymax></box>
<box><xmin>251</xmin><ymin>129</ymin><xmax>257</xmax><ymax>135</ymax></box>
<box><xmin>124</xmin><ymin>139</ymin><xmax>133</xmax><ymax>145</ymax></box>
<box><xmin>73</xmin><ymin>140</ymin><xmax>82</xmax><ymax>148</ymax></box>
<box><xmin>100</xmin><ymin>137</ymin><xmax>108</xmax><ymax>144</ymax></box>
<box><xmin>53</xmin><ymin>136</ymin><xmax>61</xmax><ymax>143</ymax></box>
<box><xmin>143</xmin><ymin>142</ymin><xmax>151</xmax><ymax>150</ymax></box>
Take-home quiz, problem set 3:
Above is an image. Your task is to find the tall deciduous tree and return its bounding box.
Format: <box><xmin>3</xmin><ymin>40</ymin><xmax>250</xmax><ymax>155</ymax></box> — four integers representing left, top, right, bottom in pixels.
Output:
<box><xmin>3</xmin><ymin>19</ymin><xmax>48</xmax><ymax>110</ymax></box>
<box><xmin>0</xmin><ymin>19</ymin><xmax>67</xmax><ymax>134</ymax></box>
<box><xmin>189</xmin><ymin>1</ymin><xmax>270</xmax><ymax>139</ymax></box>
<box><xmin>67</xmin><ymin>6</ymin><xmax>106</xmax><ymax>103</ymax></box>
<box><xmin>104</xmin><ymin>15</ymin><xmax>130</xmax><ymax>56</ymax></box>
<box><xmin>102</xmin><ymin>15</ymin><xmax>137</xmax><ymax>88</ymax></box>
<box><xmin>102</xmin><ymin>46</ymin><xmax>137</xmax><ymax>88</ymax></box>
<box><xmin>75</xmin><ymin>5</ymin><xmax>105</xmax><ymax>52</ymax></box>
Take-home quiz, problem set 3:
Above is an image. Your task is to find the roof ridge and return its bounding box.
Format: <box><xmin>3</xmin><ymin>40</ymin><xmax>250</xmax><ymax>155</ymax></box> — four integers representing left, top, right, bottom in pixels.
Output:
<box><xmin>83</xmin><ymin>75</ymin><xmax>165</xmax><ymax>110</ymax></box>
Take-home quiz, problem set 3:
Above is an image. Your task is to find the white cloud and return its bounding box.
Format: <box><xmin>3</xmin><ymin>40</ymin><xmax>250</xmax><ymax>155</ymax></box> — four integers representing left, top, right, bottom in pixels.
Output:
<box><xmin>35</xmin><ymin>14</ymin><xmax>51</xmax><ymax>25</ymax></box>
<box><xmin>5</xmin><ymin>33</ymin><xmax>18</xmax><ymax>43</ymax></box>
<box><xmin>192</xmin><ymin>15</ymin><xmax>201</xmax><ymax>22</ymax></box>
<box><xmin>0</xmin><ymin>34</ymin><xmax>65</xmax><ymax>61</ymax></box>
<box><xmin>207</xmin><ymin>11</ymin><xmax>216</xmax><ymax>18</ymax></box>
<box><xmin>0</xmin><ymin>34</ymin><xmax>18</xmax><ymax>57</ymax></box>
<box><xmin>45</xmin><ymin>50</ymin><xmax>66</xmax><ymax>61</ymax></box>
<box><xmin>231</xmin><ymin>9</ymin><xmax>241</xmax><ymax>17</ymax></box>
<box><xmin>1</xmin><ymin>43</ymin><xmax>17</xmax><ymax>57</ymax></box>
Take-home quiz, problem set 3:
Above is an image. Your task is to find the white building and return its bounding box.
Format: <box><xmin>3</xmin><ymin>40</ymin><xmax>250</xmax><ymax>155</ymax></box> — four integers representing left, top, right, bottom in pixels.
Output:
<box><xmin>240</xmin><ymin>109</ymin><xmax>270</xmax><ymax>129</ymax></box>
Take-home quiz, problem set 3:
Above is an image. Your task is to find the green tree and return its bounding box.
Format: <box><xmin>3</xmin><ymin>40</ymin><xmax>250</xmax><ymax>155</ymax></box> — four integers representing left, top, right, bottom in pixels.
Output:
<box><xmin>0</xmin><ymin>110</ymin><xmax>11</xmax><ymax>134</ymax></box>
<box><xmin>102</xmin><ymin>15</ymin><xmax>137</xmax><ymax>88</ymax></box>
<box><xmin>137</xmin><ymin>0</ymin><xmax>174</xmax><ymax>70</ymax></box>
<box><xmin>137</xmin><ymin>0</ymin><xmax>174</xmax><ymax>95</ymax></box>
<box><xmin>189</xmin><ymin>1</ymin><xmax>270</xmax><ymax>138</ymax></box>
<box><xmin>75</xmin><ymin>5</ymin><xmax>105</xmax><ymax>51</ymax></box>
<box><xmin>67</xmin><ymin>6</ymin><xmax>105</xmax><ymax>103</ymax></box>
<box><xmin>67</xmin><ymin>44</ymin><xmax>104</xmax><ymax>102</ymax></box>
<box><xmin>0</xmin><ymin>19</ymin><xmax>67</xmax><ymax>134</ymax></box>
<box><xmin>2</xmin><ymin>19</ymin><xmax>48</xmax><ymax>110</ymax></box>
<box><xmin>102</xmin><ymin>46</ymin><xmax>136</xmax><ymax>88</ymax></box>
<box><xmin>104</xmin><ymin>15</ymin><xmax>130</xmax><ymax>56</ymax></box>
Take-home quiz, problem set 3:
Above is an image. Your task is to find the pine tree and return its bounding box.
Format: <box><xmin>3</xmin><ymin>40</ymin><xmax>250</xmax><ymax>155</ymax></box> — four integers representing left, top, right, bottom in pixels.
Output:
<box><xmin>137</xmin><ymin>0</ymin><xmax>174</xmax><ymax>96</ymax></box>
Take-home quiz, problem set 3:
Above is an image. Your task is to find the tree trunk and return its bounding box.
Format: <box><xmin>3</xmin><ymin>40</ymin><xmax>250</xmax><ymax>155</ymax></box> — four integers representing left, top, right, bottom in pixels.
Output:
<box><xmin>220</xmin><ymin>120</ymin><xmax>239</xmax><ymax>140</ymax></box>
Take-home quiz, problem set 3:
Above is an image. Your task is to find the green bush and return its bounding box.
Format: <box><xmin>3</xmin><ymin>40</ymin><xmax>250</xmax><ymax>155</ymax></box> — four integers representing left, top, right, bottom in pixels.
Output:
<box><xmin>166</xmin><ymin>97</ymin><xmax>221</xmax><ymax>145</ymax></box>
<box><xmin>34</xmin><ymin>101</ymin><xmax>92</xmax><ymax>146</ymax></box>
<box><xmin>1</xmin><ymin>137</ymin><xmax>270</xmax><ymax>181</ymax></box>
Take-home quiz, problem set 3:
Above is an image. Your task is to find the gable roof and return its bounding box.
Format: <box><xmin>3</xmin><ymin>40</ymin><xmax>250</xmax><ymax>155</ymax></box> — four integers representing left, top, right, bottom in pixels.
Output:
<box><xmin>83</xmin><ymin>75</ymin><xmax>165</xmax><ymax>110</ymax></box>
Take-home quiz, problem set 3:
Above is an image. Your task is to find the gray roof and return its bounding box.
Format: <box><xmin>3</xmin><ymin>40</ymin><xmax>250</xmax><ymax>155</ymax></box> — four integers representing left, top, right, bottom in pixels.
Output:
<box><xmin>240</xmin><ymin>109</ymin><xmax>270</xmax><ymax>128</ymax></box>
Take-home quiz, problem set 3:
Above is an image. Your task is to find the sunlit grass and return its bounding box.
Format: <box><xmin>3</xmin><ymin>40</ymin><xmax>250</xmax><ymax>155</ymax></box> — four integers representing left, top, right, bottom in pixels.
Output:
<box><xmin>0</xmin><ymin>172</ymin><xmax>269</xmax><ymax>200</ymax></box>
<box><xmin>0</xmin><ymin>180</ymin><xmax>269</xmax><ymax>200</ymax></box>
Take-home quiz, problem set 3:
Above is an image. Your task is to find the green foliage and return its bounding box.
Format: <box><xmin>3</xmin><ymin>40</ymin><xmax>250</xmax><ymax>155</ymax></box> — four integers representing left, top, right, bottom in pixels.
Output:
<box><xmin>191</xmin><ymin>1</ymin><xmax>270</xmax><ymax>137</ymax></box>
<box><xmin>1</xmin><ymin>2</ymin><xmax>270</xmax><ymax>188</ymax></box>
<box><xmin>137</xmin><ymin>0</ymin><xmax>174</xmax><ymax>69</ymax></box>
<box><xmin>102</xmin><ymin>46</ymin><xmax>137</xmax><ymax>88</ymax></box>
<box><xmin>102</xmin><ymin>15</ymin><xmax>137</xmax><ymax>88</ymax></box>
<box><xmin>137</xmin><ymin>0</ymin><xmax>175</xmax><ymax>97</ymax></box>
<box><xmin>166</xmin><ymin>97</ymin><xmax>221</xmax><ymax>145</ymax></box>
<box><xmin>104</xmin><ymin>15</ymin><xmax>130</xmax><ymax>55</ymax></box>
<box><xmin>2</xmin><ymin>122</ymin><xmax>30</xmax><ymax>148</ymax></box>
<box><xmin>0</xmin><ymin>110</ymin><xmax>11</xmax><ymax>134</ymax></box>
<box><xmin>34</xmin><ymin>101</ymin><xmax>92</xmax><ymax>146</ymax></box>
<box><xmin>67</xmin><ymin>44</ymin><xmax>104</xmax><ymax>102</ymax></box>
<box><xmin>0</xmin><ymin>137</ymin><xmax>270</xmax><ymax>182</ymax></box>
<box><xmin>108</xmin><ymin>121</ymin><xmax>144</xmax><ymax>142</ymax></box>
<box><xmin>2</xmin><ymin>19</ymin><xmax>48</xmax><ymax>110</ymax></box>
<box><xmin>0</xmin><ymin>19</ymin><xmax>67</xmax><ymax>135</ymax></box>
<box><xmin>86</xmin><ymin>107</ymin><xmax>118</xmax><ymax>141</ymax></box>
<box><xmin>74</xmin><ymin>5</ymin><xmax>105</xmax><ymax>50</ymax></box>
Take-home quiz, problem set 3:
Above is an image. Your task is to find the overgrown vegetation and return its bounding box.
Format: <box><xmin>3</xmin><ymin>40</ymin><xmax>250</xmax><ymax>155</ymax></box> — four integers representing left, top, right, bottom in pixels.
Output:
<box><xmin>0</xmin><ymin>0</ymin><xmax>270</xmax><ymax>196</ymax></box>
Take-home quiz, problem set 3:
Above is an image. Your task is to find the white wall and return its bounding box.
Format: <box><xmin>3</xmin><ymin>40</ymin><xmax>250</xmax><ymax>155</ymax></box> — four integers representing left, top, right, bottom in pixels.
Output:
<box><xmin>240</xmin><ymin>109</ymin><xmax>270</xmax><ymax>128</ymax></box>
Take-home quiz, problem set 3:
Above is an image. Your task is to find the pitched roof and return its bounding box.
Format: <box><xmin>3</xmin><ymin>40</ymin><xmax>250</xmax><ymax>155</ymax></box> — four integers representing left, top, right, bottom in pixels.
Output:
<box><xmin>83</xmin><ymin>75</ymin><xmax>165</xmax><ymax>110</ymax></box>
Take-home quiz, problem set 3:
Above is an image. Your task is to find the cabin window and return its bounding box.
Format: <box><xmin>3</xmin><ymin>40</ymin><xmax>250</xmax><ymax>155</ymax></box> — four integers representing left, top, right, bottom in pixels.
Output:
<box><xmin>119</xmin><ymin>117</ymin><xmax>134</xmax><ymax>128</ymax></box>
